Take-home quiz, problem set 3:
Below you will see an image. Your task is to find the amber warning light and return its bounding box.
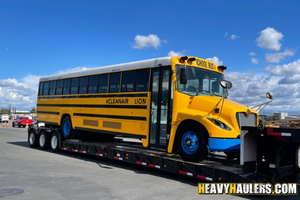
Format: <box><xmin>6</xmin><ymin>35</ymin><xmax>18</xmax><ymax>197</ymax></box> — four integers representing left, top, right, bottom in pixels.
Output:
<box><xmin>187</xmin><ymin>57</ymin><xmax>196</xmax><ymax>65</ymax></box>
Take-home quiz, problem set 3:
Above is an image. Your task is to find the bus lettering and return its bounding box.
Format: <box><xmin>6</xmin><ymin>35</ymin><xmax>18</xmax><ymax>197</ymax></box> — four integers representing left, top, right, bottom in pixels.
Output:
<box><xmin>135</xmin><ymin>98</ymin><xmax>146</xmax><ymax>104</ymax></box>
<box><xmin>196</xmin><ymin>59</ymin><xmax>207</xmax><ymax>68</ymax></box>
<box><xmin>106</xmin><ymin>98</ymin><xmax>129</xmax><ymax>104</ymax></box>
<box><xmin>208</xmin><ymin>62</ymin><xmax>215</xmax><ymax>70</ymax></box>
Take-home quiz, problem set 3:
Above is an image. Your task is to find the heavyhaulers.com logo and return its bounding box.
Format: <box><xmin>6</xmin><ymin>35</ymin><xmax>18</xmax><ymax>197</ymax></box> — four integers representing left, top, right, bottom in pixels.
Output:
<box><xmin>198</xmin><ymin>183</ymin><xmax>298</xmax><ymax>195</ymax></box>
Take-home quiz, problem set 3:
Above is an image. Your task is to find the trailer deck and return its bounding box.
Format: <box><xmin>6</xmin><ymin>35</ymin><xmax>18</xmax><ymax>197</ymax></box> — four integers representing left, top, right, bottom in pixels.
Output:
<box><xmin>28</xmin><ymin>125</ymin><xmax>300</xmax><ymax>184</ymax></box>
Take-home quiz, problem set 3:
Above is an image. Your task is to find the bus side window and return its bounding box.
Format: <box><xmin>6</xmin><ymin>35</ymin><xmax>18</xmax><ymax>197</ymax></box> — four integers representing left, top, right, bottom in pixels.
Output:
<box><xmin>98</xmin><ymin>74</ymin><xmax>108</xmax><ymax>93</ymax></box>
<box><xmin>43</xmin><ymin>81</ymin><xmax>49</xmax><ymax>96</ymax></box>
<box><xmin>71</xmin><ymin>78</ymin><xmax>79</xmax><ymax>94</ymax></box>
<box><xmin>135</xmin><ymin>69</ymin><xmax>150</xmax><ymax>92</ymax></box>
<box><xmin>88</xmin><ymin>75</ymin><xmax>98</xmax><ymax>94</ymax></box>
<box><xmin>55</xmin><ymin>80</ymin><xmax>62</xmax><ymax>95</ymax></box>
<box><xmin>39</xmin><ymin>82</ymin><xmax>44</xmax><ymax>96</ymax></box>
<box><xmin>63</xmin><ymin>79</ymin><xmax>71</xmax><ymax>95</ymax></box>
<box><xmin>79</xmin><ymin>76</ymin><xmax>88</xmax><ymax>94</ymax></box>
<box><xmin>49</xmin><ymin>81</ymin><xmax>55</xmax><ymax>95</ymax></box>
<box><xmin>109</xmin><ymin>72</ymin><xmax>120</xmax><ymax>93</ymax></box>
<box><xmin>121</xmin><ymin>71</ymin><xmax>135</xmax><ymax>92</ymax></box>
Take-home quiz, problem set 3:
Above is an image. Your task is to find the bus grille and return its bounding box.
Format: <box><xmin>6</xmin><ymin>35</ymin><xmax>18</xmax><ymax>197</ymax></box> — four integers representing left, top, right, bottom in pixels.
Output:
<box><xmin>236</xmin><ymin>112</ymin><xmax>256</xmax><ymax>129</ymax></box>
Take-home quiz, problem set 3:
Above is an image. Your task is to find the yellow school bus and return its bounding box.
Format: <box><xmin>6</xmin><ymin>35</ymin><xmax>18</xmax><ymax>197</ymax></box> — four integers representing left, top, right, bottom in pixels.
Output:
<box><xmin>37</xmin><ymin>56</ymin><xmax>258</xmax><ymax>162</ymax></box>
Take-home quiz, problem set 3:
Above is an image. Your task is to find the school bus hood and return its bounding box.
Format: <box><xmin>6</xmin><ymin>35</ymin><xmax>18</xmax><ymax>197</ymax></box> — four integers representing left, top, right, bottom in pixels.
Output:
<box><xmin>189</xmin><ymin>95</ymin><xmax>256</xmax><ymax>116</ymax></box>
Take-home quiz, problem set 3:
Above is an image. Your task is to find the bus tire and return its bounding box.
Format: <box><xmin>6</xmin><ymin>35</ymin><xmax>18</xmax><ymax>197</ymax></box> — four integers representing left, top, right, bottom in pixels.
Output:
<box><xmin>61</xmin><ymin>116</ymin><xmax>76</xmax><ymax>139</ymax></box>
<box><xmin>39</xmin><ymin>131</ymin><xmax>50</xmax><ymax>149</ymax></box>
<box><xmin>28</xmin><ymin>129</ymin><xmax>39</xmax><ymax>148</ymax></box>
<box><xmin>50</xmin><ymin>131</ymin><xmax>60</xmax><ymax>152</ymax></box>
<box><xmin>177</xmin><ymin>123</ymin><xmax>208</xmax><ymax>162</ymax></box>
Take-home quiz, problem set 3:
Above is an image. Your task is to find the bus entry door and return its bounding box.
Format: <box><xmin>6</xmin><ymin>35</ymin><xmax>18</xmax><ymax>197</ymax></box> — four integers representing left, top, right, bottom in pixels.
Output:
<box><xmin>150</xmin><ymin>67</ymin><xmax>171</xmax><ymax>148</ymax></box>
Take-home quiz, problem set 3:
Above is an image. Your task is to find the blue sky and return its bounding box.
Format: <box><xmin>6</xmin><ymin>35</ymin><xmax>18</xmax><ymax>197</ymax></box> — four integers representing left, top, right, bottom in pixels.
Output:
<box><xmin>1</xmin><ymin>0</ymin><xmax>300</xmax><ymax>114</ymax></box>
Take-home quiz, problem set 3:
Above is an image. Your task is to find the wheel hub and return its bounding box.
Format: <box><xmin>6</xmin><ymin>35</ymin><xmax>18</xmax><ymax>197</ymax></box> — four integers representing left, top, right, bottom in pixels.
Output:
<box><xmin>186</xmin><ymin>139</ymin><xmax>192</xmax><ymax>146</ymax></box>
<box><xmin>181</xmin><ymin>131</ymin><xmax>199</xmax><ymax>155</ymax></box>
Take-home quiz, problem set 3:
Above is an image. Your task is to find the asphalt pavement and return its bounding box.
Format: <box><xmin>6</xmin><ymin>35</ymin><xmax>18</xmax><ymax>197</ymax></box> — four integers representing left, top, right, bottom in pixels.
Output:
<box><xmin>0</xmin><ymin>125</ymin><xmax>299</xmax><ymax>200</ymax></box>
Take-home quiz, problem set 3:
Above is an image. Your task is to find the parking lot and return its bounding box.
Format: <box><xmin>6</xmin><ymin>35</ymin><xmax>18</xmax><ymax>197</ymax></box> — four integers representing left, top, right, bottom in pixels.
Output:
<box><xmin>0</xmin><ymin>125</ymin><xmax>299</xmax><ymax>200</ymax></box>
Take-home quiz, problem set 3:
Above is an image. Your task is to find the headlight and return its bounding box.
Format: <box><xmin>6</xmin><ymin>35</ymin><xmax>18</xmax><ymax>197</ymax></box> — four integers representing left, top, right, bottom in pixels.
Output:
<box><xmin>207</xmin><ymin>118</ymin><xmax>232</xmax><ymax>131</ymax></box>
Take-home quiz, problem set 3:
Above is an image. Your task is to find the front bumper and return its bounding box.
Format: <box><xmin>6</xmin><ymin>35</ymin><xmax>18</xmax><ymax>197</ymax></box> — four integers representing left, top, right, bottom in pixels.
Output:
<box><xmin>208</xmin><ymin>138</ymin><xmax>240</xmax><ymax>152</ymax></box>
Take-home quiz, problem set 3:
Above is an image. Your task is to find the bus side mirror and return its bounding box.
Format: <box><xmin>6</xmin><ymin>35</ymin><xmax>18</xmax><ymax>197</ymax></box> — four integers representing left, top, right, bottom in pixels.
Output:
<box><xmin>180</xmin><ymin>68</ymin><xmax>187</xmax><ymax>85</ymax></box>
<box><xmin>220</xmin><ymin>80</ymin><xmax>232</xmax><ymax>89</ymax></box>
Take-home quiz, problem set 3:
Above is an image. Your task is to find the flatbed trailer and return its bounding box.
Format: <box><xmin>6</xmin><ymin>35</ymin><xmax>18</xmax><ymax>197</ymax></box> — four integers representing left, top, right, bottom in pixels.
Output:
<box><xmin>27</xmin><ymin>125</ymin><xmax>300</xmax><ymax>184</ymax></box>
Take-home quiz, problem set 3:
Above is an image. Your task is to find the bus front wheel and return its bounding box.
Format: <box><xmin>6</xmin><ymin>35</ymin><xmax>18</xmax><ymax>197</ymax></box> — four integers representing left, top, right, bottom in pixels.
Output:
<box><xmin>61</xmin><ymin>116</ymin><xmax>76</xmax><ymax>139</ymax></box>
<box><xmin>177</xmin><ymin>123</ymin><xmax>208</xmax><ymax>162</ymax></box>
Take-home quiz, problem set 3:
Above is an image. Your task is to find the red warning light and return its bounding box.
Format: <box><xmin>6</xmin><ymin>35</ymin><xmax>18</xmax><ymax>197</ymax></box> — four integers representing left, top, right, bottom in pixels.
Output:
<box><xmin>187</xmin><ymin>57</ymin><xmax>196</xmax><ymax>65</ymax></box>
<box><xmin>179</xmin><ymin>56</ymin><xmax>188</xmax><ymax>64</ymax></box>
<box><xmin>218</xmin><ymin>65</ymin><xmax>227</xmax><ymax>72</ymax></box>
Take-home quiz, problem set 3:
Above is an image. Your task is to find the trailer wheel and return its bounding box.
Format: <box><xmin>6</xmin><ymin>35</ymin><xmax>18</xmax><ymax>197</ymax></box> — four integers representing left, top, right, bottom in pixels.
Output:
<box><xmin>50</xmin><ymin>131</ymin><xmax>60</xmax><ymax>152</ymax></box>
<box><xmin>177</xmin><ymin>123</ymin><xmax>208</xmax><ymax>162</ymax></box>
<box><xmin>61</xmin><ymin>116</ymin><xmax>76</xmax><ymax>139</ymax></box>
<box><xmin>28</xmin><ymin>129</ymin><xmax>39</xmax><ymax>148</ymax></box>
<box><xmin>39</xmin><ymin>131</ymin><xmax>50</xmax><ymax>149</ymax></box>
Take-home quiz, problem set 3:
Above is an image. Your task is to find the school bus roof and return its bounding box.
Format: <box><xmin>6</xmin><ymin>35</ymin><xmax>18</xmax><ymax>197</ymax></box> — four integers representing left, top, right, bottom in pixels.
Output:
<box><xmin>40</xmin><ymin>57</ymin><xmax>173</xmax><ymax>81</ymax></box>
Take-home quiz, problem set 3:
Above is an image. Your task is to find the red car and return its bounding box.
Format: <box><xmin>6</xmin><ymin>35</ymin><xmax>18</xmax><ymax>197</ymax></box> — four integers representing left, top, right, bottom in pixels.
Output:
<box><xmin>12</xmin><ymin>116</ymin><xmax>33</xmax><ymax>128</ymax></box>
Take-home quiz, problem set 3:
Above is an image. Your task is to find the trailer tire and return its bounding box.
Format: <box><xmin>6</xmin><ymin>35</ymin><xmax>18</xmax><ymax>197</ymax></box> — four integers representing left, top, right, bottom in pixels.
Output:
<box><xmin>28</xmin><ymin>129</ymin><xmax>39</xmax><ymax>148</ymax></box>
<box><xmin>61</xmin><ymin>116</ymin><xmax>76</xmax><ymax>139</ymax></box>
<box><xmin>177</xmin><ymin>123</ymin><xmax>208</xmax><ymax>162</ymax></box>
<box><xmin>50</xmin><ymin>131</ymin><xmax>60</xmax><ymax>152</ymax></box>
<box><xmin>39</xmin><ymin>131</ymin><xmax>50</xmax><ymax>149</ymax></box>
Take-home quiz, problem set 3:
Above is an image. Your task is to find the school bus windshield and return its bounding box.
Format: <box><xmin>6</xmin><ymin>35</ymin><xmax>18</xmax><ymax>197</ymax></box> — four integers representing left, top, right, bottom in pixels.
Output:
<box><xmin>176</xmin><ymin>65</ymin><xmax>226</xmax><ymax>97</ymax></box>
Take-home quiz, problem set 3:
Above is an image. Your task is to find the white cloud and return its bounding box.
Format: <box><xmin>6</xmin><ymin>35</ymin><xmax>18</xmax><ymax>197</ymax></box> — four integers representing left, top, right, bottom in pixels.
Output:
<box><xmin>278</xmin><ymin>74</ymin><xmax>300</xmax><ymax>84</ymax></box>
<box><xmin>230</xmin><ymin>34</ymin><xmax>239</xmax><ymax>40</ymax></box>
<box><xmin>206</xmin><ymin>56</ymin><xmax>223</xmax><ymax>66</ymax></box>
<box><xmin>225</xmin><ymin>71</ymin><xmax>300</xmax><ymax>114</ymax></box>
<box><xmin>0</xmin><ymin>76</ymin><xmax>39</xmax><ymax>111</ymax></box>
<box><xmin>224</xmin><ymin>32</ymin><xmax>239</xmax><ymax>40</ymax></box>
<box><xmin>265</xmin><ymin>49</ymin><xmax>295</xmax><ymax>63</ymax></box>
<box><xmin>264</xmin><ymin>59</ymin><xmax>300</xmax><ymax>76</ymax></box>
<box><xmin>256</xmin><ymin>27</ymin><xmax>283</xmax><ymax>51</ymax></box>
<box><xmin>167</xmin><ymin>50</ymin><xmax>185</xmax><ymax>57</ymax></box>
<box><xmin>132</xmin><ymin>34</ymin><xmax>166</xmax><ymax>49</ymax></box>
<box><xmin>251</xmin><ymin>58</ymin><xmax>259</xmax><ymax>65</ymax></box>
<box><xmin>249</xmin><ymin>52</ymin><xmax>256</xmax><ymax>56</ymax></box>
<box><xmin>0</xmin><ymin>67</ymin><xmax>92</xmax><ymax>111</ymax></box>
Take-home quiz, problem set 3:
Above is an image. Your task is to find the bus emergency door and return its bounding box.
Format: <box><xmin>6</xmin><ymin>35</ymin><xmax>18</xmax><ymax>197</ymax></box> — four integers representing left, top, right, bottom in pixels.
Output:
<box><xmin>149</xmin><ymin>67</ymin><xmax>171</xmax><ymax>149</ymax></box>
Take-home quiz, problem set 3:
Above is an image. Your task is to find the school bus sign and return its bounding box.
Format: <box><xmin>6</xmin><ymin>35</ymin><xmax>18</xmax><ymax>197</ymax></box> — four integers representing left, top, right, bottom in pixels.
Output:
<box><xmin>198</xmin><ymin>183</ymin><xmax>298</xmax><ymax>195</ymax></box>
